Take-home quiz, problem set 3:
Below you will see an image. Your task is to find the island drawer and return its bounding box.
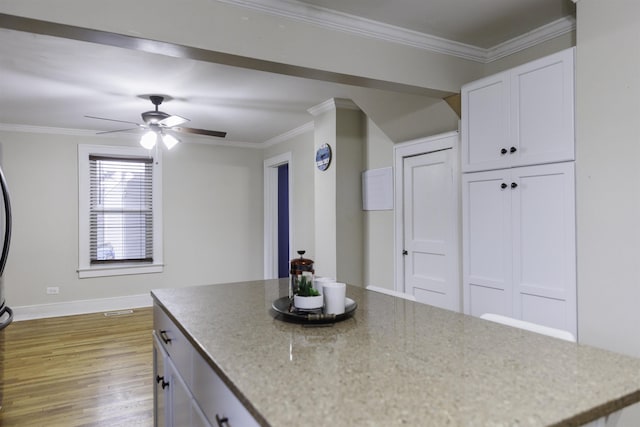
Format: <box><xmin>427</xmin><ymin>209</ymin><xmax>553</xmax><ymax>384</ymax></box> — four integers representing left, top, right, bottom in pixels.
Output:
<box><xmin>153</xmin><ymin>304</ymin><xmax>193</xmax><ymax>384</ymax></box>
<box><xmin>192</xmin><ymin>349</ymin><xmax>260</xmax><ymax>427</ymax></box>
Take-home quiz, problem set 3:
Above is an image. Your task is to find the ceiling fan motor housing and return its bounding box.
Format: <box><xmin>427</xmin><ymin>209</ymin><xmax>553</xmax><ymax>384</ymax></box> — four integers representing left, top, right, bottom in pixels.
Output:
<box><xmin>142</xmin><ymin>110</ymin><xmax>170</xmax><ymax>125</ymax></box>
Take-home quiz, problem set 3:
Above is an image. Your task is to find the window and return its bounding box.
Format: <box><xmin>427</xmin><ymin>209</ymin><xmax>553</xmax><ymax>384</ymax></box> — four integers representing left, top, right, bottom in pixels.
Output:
<box><xmin>78</xmin><ymin>145</ymin><xmax>163</xmax><ymax>278</ymax></box>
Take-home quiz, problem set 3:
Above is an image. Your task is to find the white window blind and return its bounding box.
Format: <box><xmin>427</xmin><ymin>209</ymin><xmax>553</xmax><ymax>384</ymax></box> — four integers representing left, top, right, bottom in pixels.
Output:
<box><xmin>89</xmin><ymin>155</ymin><xmax>153</xmax><ymax>265</ymax></box>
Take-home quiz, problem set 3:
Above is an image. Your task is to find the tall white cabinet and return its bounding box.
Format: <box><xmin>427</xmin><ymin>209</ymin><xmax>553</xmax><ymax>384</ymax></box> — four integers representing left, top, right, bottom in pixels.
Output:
<box><xmin>461</xmin><ymin>48</ymin><xmax>577</xmax><ymax>336</ymax></box>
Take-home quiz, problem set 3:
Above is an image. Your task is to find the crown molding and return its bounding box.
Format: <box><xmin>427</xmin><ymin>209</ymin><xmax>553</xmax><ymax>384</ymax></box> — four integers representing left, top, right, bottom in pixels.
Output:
<box><xmin>219</xmin><ymin>0</ymin><xmax>575</xmax><ymax>63</ymax></box>
<box><xmin>218</xmin><ymin>0</ymin><xmax>486</xmax><ymax>62</ymax></box>
<box><xmin>486</xmin><ymin>16</ymin><xmax>576</xmax><ymax>62</ymax></box>
<box><xmin>263</xmin><ymin>121</ymin><xmax>313</xmax><ymax>147</ymax></box>
<box><xmin>0</xmin><ymin>123</ymin><xmax>263</xmax><ymax>148</ymax></box>
<box><xmin>307</xmin><ymin>98</ymin><xmax>360</xmax><ymax>116</ymax></box>
<box><xmin>0</xmin><ymin>123</ymin><xmax>102</xmax><ymax>136</ymax></box>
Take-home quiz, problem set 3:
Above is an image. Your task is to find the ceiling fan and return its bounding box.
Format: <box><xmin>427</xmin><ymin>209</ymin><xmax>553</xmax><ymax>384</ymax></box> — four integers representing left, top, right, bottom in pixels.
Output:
<box><xmin>85</xmin><ymin>95</ymin><xmax>227</xmax><ymax>149</ymax></box>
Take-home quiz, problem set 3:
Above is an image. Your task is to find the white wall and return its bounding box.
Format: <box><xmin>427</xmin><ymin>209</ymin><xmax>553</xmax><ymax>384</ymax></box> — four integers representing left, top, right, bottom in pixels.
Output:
<box><xmin>575</xmin><ymin>0</ymin><xmax>640</xmax><ymax>357</ymax></box>
<box><xmin>575</xmin><ymin>1</ymin><xmax>640</xmax><ymax>422</ymax></box>
<box><xmin>263</xmin><ymin>127</ymin><xmax>316</xmax><ymax>260</ymax></box>
<box><xmin>363</xmin><ymin>119</ymin><xmax>395</xmax><ymax>289</ymax></box>
<box><xmin>0</xmin><ymin>130</ymin><xmax>264</xmax><ymax>309</ymax></box>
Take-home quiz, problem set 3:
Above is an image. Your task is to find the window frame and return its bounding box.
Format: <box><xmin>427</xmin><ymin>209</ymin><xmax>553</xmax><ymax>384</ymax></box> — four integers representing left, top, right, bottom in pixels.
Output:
<box><xmin>78</xmin><ymin>144</ymin><xmax>163</xmax><ymax>278</ymax></box>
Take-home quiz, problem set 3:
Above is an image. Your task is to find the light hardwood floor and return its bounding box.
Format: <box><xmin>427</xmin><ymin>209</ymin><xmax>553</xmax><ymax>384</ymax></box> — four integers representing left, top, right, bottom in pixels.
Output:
<box><xmin>0</xmin><ymin>308</ymin><xmax>153</xmax><ymax>426</ymax></box>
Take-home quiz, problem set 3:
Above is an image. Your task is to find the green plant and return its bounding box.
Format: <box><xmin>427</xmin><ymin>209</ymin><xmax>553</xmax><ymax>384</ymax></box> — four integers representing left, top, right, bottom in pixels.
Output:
<box><xmin>296</xmin><ymin>276</ymin><xmax>320</xmax><ymax>297</ymax></box>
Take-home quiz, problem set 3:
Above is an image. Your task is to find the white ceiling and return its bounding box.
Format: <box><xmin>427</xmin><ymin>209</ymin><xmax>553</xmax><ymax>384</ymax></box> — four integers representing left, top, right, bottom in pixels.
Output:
<box><xmin>0</xmin><ymin>1</ymin><xmax>575</xmax><ymax>145</ymax></box>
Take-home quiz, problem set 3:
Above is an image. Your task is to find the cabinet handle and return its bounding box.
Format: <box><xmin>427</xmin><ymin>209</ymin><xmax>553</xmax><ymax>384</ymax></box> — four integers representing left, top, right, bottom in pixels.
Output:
<box><xmin>500</xmin><ymin>148</ymin><xmax>507</xmax><ymax>155</ymax></box>
<box><xmin>511</xmin><ymin>182</ymin><xmax>518</xmax><ymax>189</ymax></box>
<box><xmin>510</xmin><ymin>146</ymin><xmax>517</xmax><ymax>153</ymax></box>
<box><xmin>500</xmin><ymin>183</ymin><xmax>507</xmax><ymax>189</ymax></box>
<box><xmin>215</xmin><ymin>414</ymin><xmax>230</xmax><ymax>427</ymax></box>
<box><xmin>159</xmin><ymin>330</ymin><xmax>172</xmax><ymax>344</ymax></box>
<box><xmin>156</xmin><ymin>375</ymin><xmax>169</xmax><ymax>389</ymax></box>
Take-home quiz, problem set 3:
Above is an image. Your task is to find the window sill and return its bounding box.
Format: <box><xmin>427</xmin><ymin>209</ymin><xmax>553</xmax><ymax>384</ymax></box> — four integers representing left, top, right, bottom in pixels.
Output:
<box><xmin>77</xmin><ymin>263</ymin><xmax>164</xmax><ymax>279</ymax></box>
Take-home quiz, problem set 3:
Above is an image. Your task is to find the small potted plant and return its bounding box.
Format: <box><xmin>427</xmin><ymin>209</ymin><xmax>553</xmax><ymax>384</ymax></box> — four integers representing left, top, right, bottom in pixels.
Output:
<box><xmin>293</xmin><ymin>275</ymin><xmax>323</xmax><ymax>310</ymax></box>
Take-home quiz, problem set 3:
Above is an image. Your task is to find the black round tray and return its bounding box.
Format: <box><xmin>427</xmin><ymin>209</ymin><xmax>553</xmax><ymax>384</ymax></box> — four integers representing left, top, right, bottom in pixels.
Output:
<box><xmin>271</xmin><ymin>296</ymin><xmax>357</xmax><ymax>324</ymax></box>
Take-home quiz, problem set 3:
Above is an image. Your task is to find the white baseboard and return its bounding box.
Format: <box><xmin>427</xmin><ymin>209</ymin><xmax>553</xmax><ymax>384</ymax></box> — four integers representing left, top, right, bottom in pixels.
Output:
<box><xmin>12</xmin><ymin>294</ymin><xmax>153</xmax><ymax>321</ymax></box>
<box><xmin>366</xmin><ymin>285</ymin><xmax>416</xmax><ymax>301</ymax></box>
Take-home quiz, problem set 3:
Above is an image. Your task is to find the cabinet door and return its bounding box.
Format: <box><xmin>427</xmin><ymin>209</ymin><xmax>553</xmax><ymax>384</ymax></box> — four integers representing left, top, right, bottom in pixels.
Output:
<box><xmin>461</xmin><ymin>72</ymin><xmax>510</xmax><ymax>172</ymax></box>
<box><xmin>166</xmin><ymin>355</ymin><xmax>194</xmax><ymax>427</ymax></box>
<box><xmin>511</xmin><ymin>48</ymin><xmax>575</xmax><ymax>167</ymax></box>
<box><xmin>462</xmin><ymin>169</ymin><xmax>512</xmax><ymax>317</ymax></box>
<box><xmin>153</xmin><ymin>334</ymin><xmax>167</xmax><ymax>427</ymax></box>
<box><xmin>511</xmin><ymin>162</ymin><xmax>576</xmax><ymax>336</ymax></box>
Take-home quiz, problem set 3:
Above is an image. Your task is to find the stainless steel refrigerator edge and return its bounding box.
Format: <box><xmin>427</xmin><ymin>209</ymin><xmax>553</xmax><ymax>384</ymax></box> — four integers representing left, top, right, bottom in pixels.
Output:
<box><xmin>0</xmin><ymin>165</ymin><xmax>12</xmax><ymax>330</ymax></box>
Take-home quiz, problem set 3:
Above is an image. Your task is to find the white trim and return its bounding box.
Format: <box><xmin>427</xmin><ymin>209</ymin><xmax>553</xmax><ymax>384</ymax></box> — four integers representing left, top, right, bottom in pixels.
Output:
<box><xmin>0</xmin><ymin>123</ymin><xmax>263</xmax><ymax>148</ymax></box>
<box><xmin>393</xmin><ymin>131</ymin><xmax>460</xmax><ymax>294</ymax></box>
<box><xmin>77</xmin><ymin>263</ymin><xmax>164</xmax><ymax>278</ymax></box>
<box><xmin>263</xmin><ymin>152</ymin><xmax>294</xmax><ymax>279</ymax></box>
<box><xmin>77</xmin><ymin>144</ymin><xmax>164</xmax><ymax>278</ymax></box>
<box><xmin>12</xmin><ymin>294</ymin><xmax>153</xmax><ymax>321</ymax></box>
<box><xmin>262</xmin><ymin>121</ymin><xmax>314</xmax><ymax>147</ymax></box>
<box><xmin>307</xmin><ymin>98</ymin><xmax>360</xmax><ymax>116</ymax></box>
<box><xmin>218</xmin><ymin>0</ymin><xmax>574</xmax><ymax>63</ymax></box>
<box><xmin>487</xmin><ymin>17</ymin><xmax>576</xmax><ymax>63</ymax></box>
<box><xmin>366</xmin><ymin>285</ymin><xmax>416</xmax><ymax>301</ymax></box>
<box><xmin>218</xmin><ymin>0</ymin><xmax>486</xmax><ymax>61</ymax></box>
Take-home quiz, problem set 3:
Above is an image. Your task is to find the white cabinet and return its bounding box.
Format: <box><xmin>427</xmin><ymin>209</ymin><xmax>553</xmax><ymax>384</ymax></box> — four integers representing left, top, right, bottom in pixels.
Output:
<box><xmin>154</xmin><ymin>332</ymin><xmax>212</xmax><ymax>427</ymax></box>
<box><xmin>153</xmin><ymin>304</ymin><xmax>260</xmax><ymax>427</ymax></box>
<box><xmin>462</xmin><ymin>48</ymin><xmax>575</xmax><ymax>172</ymax></box>
<box><xmin>462</xmin><ymin>162</ymin><xmax>576</xmax><ymax>336</ymax></box>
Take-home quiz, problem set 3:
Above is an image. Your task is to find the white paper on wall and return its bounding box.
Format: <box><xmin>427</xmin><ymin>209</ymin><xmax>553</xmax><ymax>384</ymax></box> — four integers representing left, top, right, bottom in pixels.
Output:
<box><xmin>362</xmin><ymin>167</ymin><xmax>393</xmax><ymax>211</ymax></box>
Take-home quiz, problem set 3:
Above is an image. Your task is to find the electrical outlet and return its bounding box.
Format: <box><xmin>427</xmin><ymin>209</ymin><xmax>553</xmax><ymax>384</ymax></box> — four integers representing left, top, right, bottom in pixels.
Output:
<box><xmin>46</xmin><ymin>286</ymin><xmax>60</xmax><ymax>295</ymax></box>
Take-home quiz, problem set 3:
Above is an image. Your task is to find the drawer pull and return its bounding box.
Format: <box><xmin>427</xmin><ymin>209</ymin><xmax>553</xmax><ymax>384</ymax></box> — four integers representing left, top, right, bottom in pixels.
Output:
<box><xmin>215</xmin><ymin>414</ymin><xmax>230</xmax><ymax>426</ymax></box>
<box><xmin>156</xmin><ymin>374</ymin><xmax>169</xmax><ymax>389</ymax></box>
<box><xmin>159</xmin><ymin>330</ymin><xmax>172</xmax><ymax>344</ymax></box>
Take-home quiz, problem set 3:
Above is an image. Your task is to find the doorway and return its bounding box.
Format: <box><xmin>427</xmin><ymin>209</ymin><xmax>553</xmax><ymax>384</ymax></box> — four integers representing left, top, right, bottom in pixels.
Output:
<box><xmin>264</xmin><ymin>153</ymin><xmax>293</xmax><ymax>279</ymax></box>
<box><xmin>394</xmin><ymin>132</ymin><xmax>461</xmax><ymax>312</ymax></box>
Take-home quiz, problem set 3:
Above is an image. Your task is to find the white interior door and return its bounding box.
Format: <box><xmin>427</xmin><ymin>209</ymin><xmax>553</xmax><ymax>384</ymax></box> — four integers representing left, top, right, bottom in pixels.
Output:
<box><xmin>402</xmin><ymin>148</ymin><xmax>459</xmax><ymax>312</ymax></box>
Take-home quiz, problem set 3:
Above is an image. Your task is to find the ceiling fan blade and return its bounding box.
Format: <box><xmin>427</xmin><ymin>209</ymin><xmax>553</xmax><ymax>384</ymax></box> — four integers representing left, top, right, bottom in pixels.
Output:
<box><xmin>159</xmin><ymin>115</ymin><xmax>189</xmax><ymax>128</ymax></box>
<box><xmin>173</xmin><ymin>127</ymin><xmax>227</xmax><ymax>138</ymax></box>
<box><xmin>96</xmin><ymin>127</ymin><xmax>141</xmax><ymax>135</ymax></box>
<box><xmin>85</xmin><ymin>115</ymin><xmax>142</xmax><ymax>127</ymax></box>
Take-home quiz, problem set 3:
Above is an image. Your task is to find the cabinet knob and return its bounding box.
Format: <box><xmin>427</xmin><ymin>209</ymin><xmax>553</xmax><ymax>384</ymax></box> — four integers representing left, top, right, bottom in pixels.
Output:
<box><xmin>159</xmin><ymin>330</ymin><xmax>172</xmax><ymax>344</ymax></box>
<box><xmin>216</xmin><ymin>414</ymin><xmax>230</xmax><ymax>427</ymax></box>
<box><xmin>511</xmin><ymin>182</ymin><xmax>518</xmax><ymax>189</ymax></box>
<box><xmin>501</xmin><ymin>183</ymin><xmax>507</xmax><ymax>189</ymax></box>
<box><xmin>402</xmin><ymin>250</ymin><xmax>408</xmax><ymax>256</ymax></box>
<box><xmin>500</xmin><ymin>148</ymin><xmax>508</xmax><ymax>155</ymax></box>
<box><xmin>510</xmin><ymin>146</ymin><xmax>517</xmax><ymax>153</ymax></box>
<box><xmin>158</xmin><ymin>377</ymin><xmax>169</xmax><ymax>389</ymax></box>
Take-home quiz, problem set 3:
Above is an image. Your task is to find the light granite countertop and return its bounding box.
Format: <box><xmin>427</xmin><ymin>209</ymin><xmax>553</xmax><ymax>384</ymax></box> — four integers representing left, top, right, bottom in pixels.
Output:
<box><xmin>151</xmin><ymin>280</ymin><xmax>640</xmax><ymax>426</ymax></box>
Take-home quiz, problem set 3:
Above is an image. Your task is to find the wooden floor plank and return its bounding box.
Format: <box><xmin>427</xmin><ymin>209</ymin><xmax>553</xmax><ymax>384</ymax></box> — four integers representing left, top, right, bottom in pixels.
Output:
<box><xmin>0</xmin><ymin>308</ymin><xmax>153</xmax><ymax>426</ymax></box>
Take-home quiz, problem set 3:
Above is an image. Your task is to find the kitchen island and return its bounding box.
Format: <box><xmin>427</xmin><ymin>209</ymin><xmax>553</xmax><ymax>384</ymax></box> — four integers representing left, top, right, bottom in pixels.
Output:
<box><xmin>151</xmin><ymin>280</ymin><xmax>640</xmax><ymax>426</ymax></box>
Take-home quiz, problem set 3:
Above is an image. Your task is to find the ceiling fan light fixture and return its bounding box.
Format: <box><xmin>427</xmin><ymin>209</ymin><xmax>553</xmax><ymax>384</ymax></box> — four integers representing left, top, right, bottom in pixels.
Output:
<box><xmin>162</xmin><ymin>133</ymin><xmax>180</xmax><ymax>150</ymax></box>
<box><xmin>140</xmin><ymin>131</ymin><xmax>157</xmax><ymax>149</ymax></box>
<box><xmin>160</xmin><ymin>115</ymin><xmax>189</xmax><ymax>128</ymax></box>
